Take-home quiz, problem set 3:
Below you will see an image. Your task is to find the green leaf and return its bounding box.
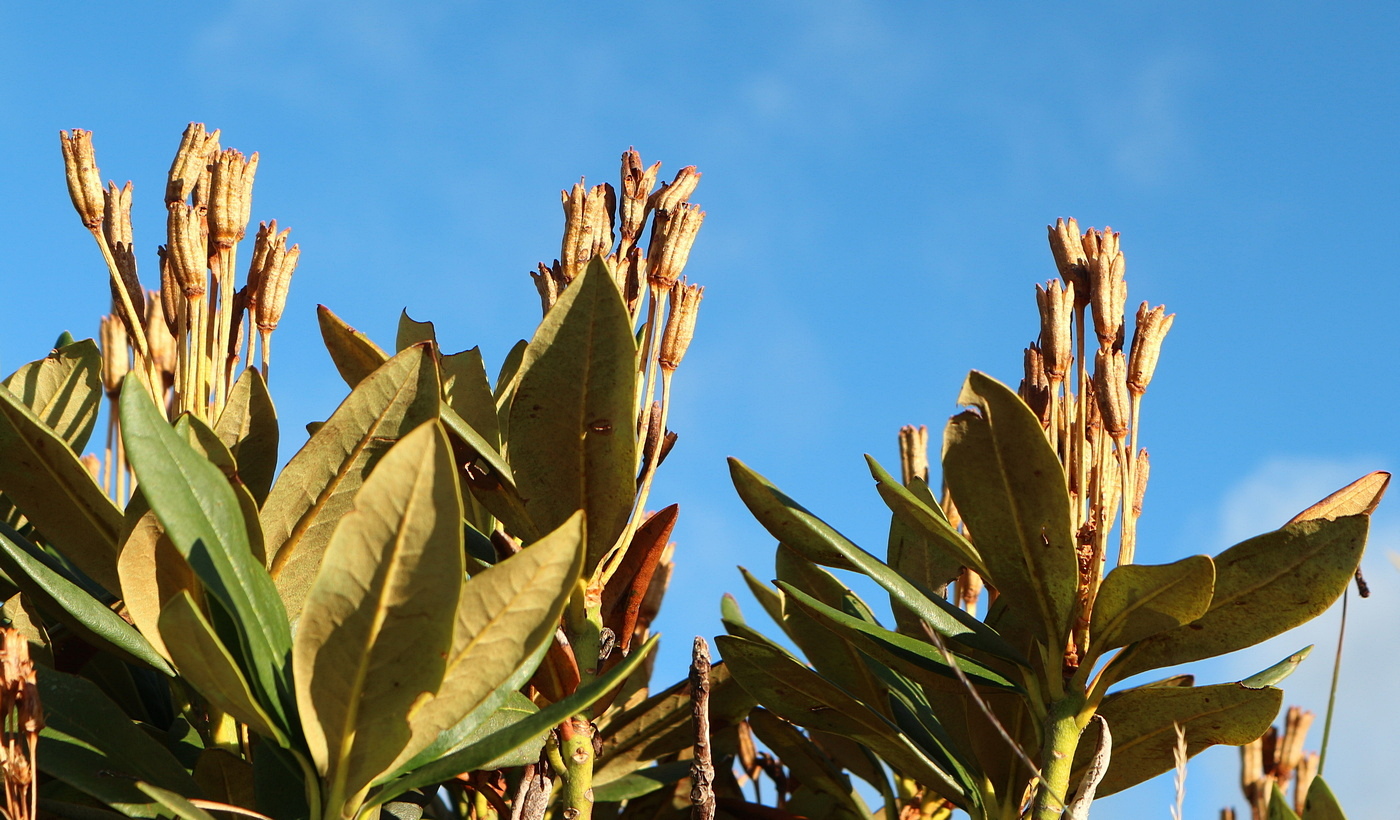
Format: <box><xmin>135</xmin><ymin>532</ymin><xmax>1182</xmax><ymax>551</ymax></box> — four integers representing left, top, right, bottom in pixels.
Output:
<box><xmin>175</xmin><ymin>414</ymin><xmax>267</xmax><ymax>566</ymax></box>
<box><xmin>377</xmin><ymin>634</ymin><xmax>659</xmax><ymax>802</ymax></box>
<box><xmin>318</xmin><ymin>304</ymin><xmax>392</xmax><ymax>388</ymax></box>
<box><xmin>0</xmin><ymin>382</ymin><xmax>122</xmax><ymax>591</ymax></box>
<box><xmin>214</xmin><ymin>369</ymin><xmax>280</xmax><ymax>505</ymax></box>
<box><xmin>36</xmin><ymin>669</ymin><xmax>200</xmax><ymax>817</ymax></box>
<box><xmin>941</xmin><ymin>371</ymin><xmax>1079</xmax><ymax>648</ymax></box>
<box><xmin>294</xmin><ymin>421</ymin><xmax>464</xmax><ymax>799</ymax></box>
<box><xmin>1240</xmin><ymin>645</ymin><xmax>1313</xmax><ymax>689</ymax></box>
<box><xmin>192</xmin><ymin>749</ymin><xmax>256</xmax><ymax>811</ymax></box>
<box><xmin>396</xmin><ymin>309</ymin><xmax>437</xmax><ymax>352</ymax></box>
<box><xmin>1270</xmin><ymin>783</ymin><xmax>1302</xmax><ymax>820</ymax></box>
<box><xmin>262</xmin><ymin>344</ymin><xmax>438</xmax><ymax>619</ymax></box>
<box><xmin>885</xmin><ymin>693</ymin><xmax>980</xmax><ymax>813</ymax></box>
<box><xmin>121</xmin><ymin>380</ymin><xmax>293</xmax><ymax>731</ymax></box>
<box><xmin>134</xmin><ymin>784</ymin><xmax>218</xmax><ymax>820</ymax></box>
<box><xmin>442</xmin><ymin>347</ymin><xmax>501</xmax><ymax>449</ymax></box>
<box><xmin>1112</xmin><ymin>516</ymin><xmax>1368</xmax><ymax>679</ymax></box>
<box><xmin>717</xmin><ymin>634</ymin><xmax>970</xmax><ymax>809</ymax></box>
<box><xmin>1072</xmin><ymin>683</ymin><xmax>1281</xmax><ymax>796</ymax></box>
<box><xmin>435</xmin><ymin>692</ymin><xmax>544</xmax><ymax>770</ymax></box>
<box><xmin>389</xmin><ymin>509</ymin><xmax>583</xmax><ymax>774</ymax></box>
<box><xmin>0</xmin><ymin>522</ymin><xmax>171</xmax><ymax>674</ymax></box>
<box><xmin>738</xmin><ymin>566</ymin><xmax>787</xmax><ymax>627</ymax></box>
<box><xmin>1089</xmin><ymin>555</ymin><xmax>1215</xmax><ymax>653</ymax></box>
<box><xmin>592</xmin><ymin>761</ymin><xmax>694</xmax><ymax>804</ymax></box>
<box><xmin>508</xmin><ymin>257</ymin><xmax>637</xmax><ymax>570</ymax></box>
<box><xmin>748</xmin><ymin>709</ymin><xmax>866</xmax><ymax>818</ymax></box>
<box><xmin>867</xmin><ymin>456</ymin><xmax>986</xmax><ymax>579</ymax></box>
<box><xmin>777</xmin><ymin>581</ymin><xmax>1020</xmax><ymax>692</ymax></box>
<box><xmin>159</xmin><ymin>590</ymin><xmax>285</xmax><ymax>743</ymax></box>
<box><xmin>117</xmin><ymin>510</ymin><xmax>200</xmax><ymax>663</ymax></box>
<box><xmin>728</xmin><ymin>458</ymin><xmax>1026</xmax><ymax>666</ymax></box>
<box><xmin>2</xmin><ymin>339</ymin><xmax>102</xmax><ymax>449</ymax></box>
<box><xmin>1302</xmin><ymin>776</ymin><xmax>1347</xmax><ymax>820</ymax></box>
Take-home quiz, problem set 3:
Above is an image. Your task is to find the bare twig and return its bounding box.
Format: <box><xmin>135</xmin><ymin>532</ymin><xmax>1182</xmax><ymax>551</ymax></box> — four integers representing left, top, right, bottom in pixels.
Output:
<box><xmin>1065</xmin><ymin>716</ymin><xmax>1112</xmax><ymax>820</ymax></box>
<box><xmin>690</xmin><ymin>636</ymin><xmax>715</xmax><ymax>820</ymax></box>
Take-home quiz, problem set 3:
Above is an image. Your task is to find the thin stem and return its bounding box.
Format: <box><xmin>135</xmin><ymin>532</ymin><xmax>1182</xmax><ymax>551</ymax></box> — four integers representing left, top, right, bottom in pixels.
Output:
<box><xmin>1073</xmin><ymin>306</ymin><xmax>1089</xmax><ymax>528</ymax></box>
<box><xmin>88</xmin><ymin>229</ymin><xmax>151</xmax><ymax>359</ymax></box>
<box><xmin>1318</xmin><ymin>589</ymin><xmax>1348</xmax><ymax>775</ymax></box>
<box><xmin>1115</xmin><ymin>441</ymin><xmax>1133</xmax><ymax>566</ymax></box>
<box><xmin>690</xmin><ymin>637</ymin><xmax>715</xmax><ymax>820</ymax></box>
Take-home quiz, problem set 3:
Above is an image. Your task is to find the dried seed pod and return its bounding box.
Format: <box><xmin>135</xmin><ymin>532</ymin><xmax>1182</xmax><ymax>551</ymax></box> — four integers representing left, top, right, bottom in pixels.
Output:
<box><xmin>228</xmin><ymin>286</ymin><xmax>249</xmax><ymax>360</ymax></box>
<box><xmin>898</xmin><ymin>424</ymin><xmax>929</xmax><ymax>485</ymax></box>
<box><xmin>1132</xmin><ymin>448</ymin><xmax>1150</xmax><ymax>518</ymax></box>
<box><xmin>646</xmin><ymin>203</ymin><xmax>704</xmax><ymax>289</ymax></box>
<box><xmin>102</xmin><ymin>181</ymin><xmax>146</xmax><ymax>326</ymax></box>
<box><xmin>59</xmin><ymin>129</ymin><xmax>106</xmax><ymax>230</ymax></box>
<box><xmin>80</xmin><ymin>453</ymin><xmax>102</xmax><ymax>482</ymax></box>
<box><xmin>244</xmin><ymin>221</ymin><xmax>288</xmax><ymax>311</ymax></box>
<box><xmin>531</xmin><ymin>261</ymin><xmax>561</xmax><ymax>316</ymax></box>
<box><xmin>648</xmin><ymin>165</ymin><xmax>700</xmax><ymax>214</ymax></box>
<box><xmin>256</xmin><ymin>241</ymin><xmax>300</xmax><ymax>333</ymax></box>
<box><xmin>1277</xmin><ymin>706</ymin><xmax>1314</xmax><ymax>783</ymax></box>
<box><xmin>1020</xmin><ymin>344</ymin><xmax>1052</xmax><ymax>427</ymax></box>
<box><xmin>208</xmin><ymin>149</ymin><xmax>258</xmax><ymax>250</ymax></box>
<box><xmin>620</xmin><ymin>149</ymin><xmax>660</xmax><ymax>246</ymax></box>
<box><xmin>1127</xmin><ymin>302</ymin><xmax>1175</xmax><ymax>395</ymax></box>
<box><xmin>1047</xmin><ymin>218</ymin><xmax>1089</xmax><ymax>305</ymax></box>
<box><xmin>166</xmin><ymin>204</ymin><xmax>208</xmax><ymax>297</ymax></box>
<box><xmin>1294</xmin><ymin>751</ymin><xmax>1319</xmax><ymax>814</ymax></box>
<box><xmin>1035</xmin><ymin>279</ymin><xmax>1075</xmax><ymax>380</ymax></box>
<box><xmin>99</xmin><ymin>315</ymin><xmax>129</xmax><ymax>399</ymax></box>
<box><xmin>157</xmin><ymin>249</ymin><xmax>181</xmax><ymax>335</ymax></box>
<box><xmin>1093</xmin><ymin>349</ymin><xmax>1131</xmax><ymax>439</ymax></box>
<box><xmin>559</xmin><ymin>182</ymin><xmax>615</xmax><ymax>283</ymax></box>
<box><xmin>658</xmin><ymin>280</ymin><xmax>704</xmax><ymax>371</ymax></box>
<box><xmin>145</xmin><ymin>289</ymin><xmax>178</xmax><ymax>382</ymax></box>
<box><xmin>1089</xmin><ymin>247</ymin><xmax>1127</xmax><ymax>349</ymax></box>
<box><xmin>166</xmin><ymin>123</ymin><xmax>221</xmax><ymax>206</ymax></box>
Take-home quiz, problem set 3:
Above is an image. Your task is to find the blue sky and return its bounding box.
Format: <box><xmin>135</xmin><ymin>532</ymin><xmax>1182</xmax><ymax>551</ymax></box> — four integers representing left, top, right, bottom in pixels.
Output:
<box><xmin>2</xmin><ymin>2</ymin><xmax>1397</xmax><ymax>817</ymax></box>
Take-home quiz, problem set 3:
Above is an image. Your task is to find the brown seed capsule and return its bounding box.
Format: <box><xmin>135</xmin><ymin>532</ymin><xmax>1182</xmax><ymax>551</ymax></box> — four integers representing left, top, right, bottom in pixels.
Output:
<box><xmin>1047</xmin><ymin>218</ymin><xmax>1089</xmax><ymax>305</ymax></box>
<box><xmin>99</xmin><ymin>315</ymin><xmax>129</xmax><ymax>398</ymax></box>
<box><xmin>531</xmin><ymin>261</ymin><xmax>561</xmax><ymax>316</ymax></box>
<box><xmin>166</xmin><ymin>123</ymin><xmax>221</xmax><ymax>206</ymax></box>
<box><xmin>79</xmin><ymin>453</ymin><xmax>102</xmax><ymax>482</ymax></box>
<box><xmin>1089</xmin><ymin>247</ymin><xmax>1126</xmax><ymax>349</ymax></box>
<box><xmin>145</xmin><ymin>289</ymin><xmax>178</xmax><ymax>382</ymax></box>
<box><xmin>1127</xmin><ymin>302</ymin><xmax>1175</xmax><ymax>395</ymax></box>
<box><xmin>559</xmin><ymin>182</ymin><xmax>615</xmax><ymax>283</ymax></box>
<box><xmin>256</xmin><ymin>242</ymin><xmax>300</xmax><ymax>333</ymax></box>
<box><xmin>157</xmin><ymin>249</ymin><xmax>181</xmax><ymax>335</ymax></box>
<box><xmin>898</xmin><ymin>425</ymin><xmax>929</xmax><ymax>485</ymax></box>
<box><xmin>244</xmin><ymin>221</ymin><xmax>289</xmax><ymax>311</ymax></box>
<box><xmin>208</xmin><ymin>149</ymin><xmax>258</xmax><ymax>249</ymax></box>
<box><xmin>646</xmin><ymin>203</ymin><xmax>704</xmax><ymax>289</ymax></box>
<box><xmin>59</xmin><ymin>129</ymin><xmax>106</xmax><ymax>230</ymax></box>
<box><xmin>1035</xmin><ymin>279</ymin><xmax>1074</xmax><ymax>380</ymax></box>
<box><xmin>1131</xmin><ymin>448</ymin><xmax>1150</xmax><ymax>518</ymax></box>
<box><xmin>648</xmin><ymin>166</ymin><xmax>700</xmax><ymax>214</ymax></box>
<box><xmin>166</xmin><ymin>204</ymin><xmax>208</xmax><ymax>298</ymax></box>
<box><xmin>658</xmin><ymin>280</ymin><xmax>704</xmax><ymax>371</ymax></box>
<box><xmin>102</xmin><ymin>181</ymin><xmax>146</xmax><ymax>326</ymax></box>
<box><xmin>1093</xmin><ymin>349</ymin><xmax>1131</xmax><ymax>439</ymax></box>
<box><xmin>1020</xmin><ymin>344</ymin><xmax>1052</xmax><ymax>427</ymax></box>
<box><xmin>620</xmin><ymin>149</ymin><xmax>660</xmax><ymax>246</ymax></box>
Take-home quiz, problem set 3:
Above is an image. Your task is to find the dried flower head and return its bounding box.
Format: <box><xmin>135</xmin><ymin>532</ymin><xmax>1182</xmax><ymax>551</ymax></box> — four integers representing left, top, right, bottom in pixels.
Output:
<box><xmin>646</xmin><ymin>203</ymin><xmax>704</xmax><ymax>289</ymax></box>
<box><xmin>620</xmin><ymin>149</ymin><xmax>660</xmax><ymax>247</ymax></box>
<box><xmin>1093</xmin><ymin>349</ymin><xmax>1131</xmax><ymax>439</ymax></box>
<box><xmin>648</xmin><ymin>166</ymin><xmax>700</xmax><ymax>215</ymax></box>
<box><xmin>146</xmin><ymin>290</ymin><xmax>178</xmax><ymax>381</ymax></box>
<box><xmin>244</xmin><ymin>220</ymin><xmax>288</xmax><ymax>311</ymax></box>
<box><xmin>102</xmin><ymin>181</ymin><xmax>146</xmax><ymax>328</ymax></box>
<box><xmin>1035</xmin><ymin>279</ymin><xmax>1075</xmax><ymax>381</ymax></box>
<box><xmin>157</xmin><ymin>249</ymin><xmax>181</xmax><ymax>335</ymax></box>
<box><xmin>59</xmin><ymin>129</ymin><xmax>105</xmax><ymax>230</ymax></box>
<box><xmin>658</xmin><ymin>280</ymin><xmax>704</xmax><ymax>371</ymax></box>
<box><xmin>166</xmin><ymin>123</ymin><xmax>221</xmax><ymax>206</ymax></box>
<box><xmin>1020</xmin><ymin>344</ymin><xmax>1052</xmax><ymax>427</ymax></box>
<box><xmin>1132</xmin><ymin>448</ymin><xmax>1150</xmax><ymax>518</ymax></box>
<box><xmin>1089</xmin><ymin>245</ymin><xmax>1127</xmax><ymax>350</ymax></box>
<box><xmin>560</xmin><ymin>182</ymin><xmax>615</xmax><ymax>283</ymax></box>
<box><xmin>0</xmin><ymin>626</ymin><xmax>42</xmax><ymax>820</ymax></box>
<box><xmin>208</xmin><ymin>149</ymin><xmax>259</xmax><ymax>250</ymax></box>
<box><xmin>531</xmin><ymin>261</ymin><xmax>563</xmax><ymax>316</ymax></box>
<box><xmin>99</xmin><ymin>315</ymin><xmax>129</xmax><ymax>398</ymax></box>
<box><xmin>256</xmin><ymin>238</ymin><xmax>300</xmax><ymax>333</ymax></box>
<box><xmin>898</xmin><ymin>425</ymin><xmax>930</xmax><ymax>485</ymax></box>
<box><xmin>1047</xmin><ymin>218</ymin><xmax>1089</xmax><ymax>304</ymax></box>
<box><xmin>1127</xmin><ymin>302</ymin><xmax>1175</xmax><ymax>395</ymax></box>
<box><xmin>166</xmin><ymin>205</ymin><xmax>208</xmax><ymax>298</ymax></box>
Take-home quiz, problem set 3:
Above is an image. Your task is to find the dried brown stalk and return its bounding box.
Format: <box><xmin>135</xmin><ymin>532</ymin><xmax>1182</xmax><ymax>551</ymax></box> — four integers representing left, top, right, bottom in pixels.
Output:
<box><xmin>690</xmin><ymin>637</ymin><xmax>715</xmax><ymax>820</ymax></box>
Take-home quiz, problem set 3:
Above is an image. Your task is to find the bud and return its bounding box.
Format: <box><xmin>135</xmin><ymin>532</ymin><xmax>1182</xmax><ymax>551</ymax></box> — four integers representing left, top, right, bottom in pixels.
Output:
<box><xmin>560</xmin><ymin>182</ymin><xmax>615</xmax><ymax>283</ymax></box>
<box><xmin>648</xmin><ymin>166</ymin><xmax>700</xmax><ymax>214</ymax></box>
<box><xmin>145</xmin><ymin>289</ymin><xmax>178</xmax><ymax>382</ymax></box>
<box><xmin>1093</xmin><ymin>349</ymin><xmax>1131</xmax><ymax>439</ymax></box>
<box><xmin>1127</xmin><ymin>302</ymin><xmax>1175</xmax><ymax>395</ymax></box>
<box><xmin>59</xmin><ymin>129</ymin><xmax>105</xmax><ymax>230</ymax></box>
<box><xmin>658</xmin><ymin>280</ymin><xmax>704</xmax><ymax>371</ymax></box>
<box><xmin>99</xmin><ymin>315</ymin><xmax>129</xmax><ymax>399</ymax></box>
<box><xmin>898</xmin><ymin>425</ymin><xmax>929</xmax><ymax>485</ymax></box>
<box><xmin>1047</xmin><ymin>218</ymin><xmax>1088</xmax><ymax>304</ymax></box>
<box><xmin>166</xmin><ymin>123</ymin><xmax>221</xmax><ymax>206</ymax></box>
<box><xmin>208</xmin><ymin>149</ymin><xmax>258</xmax><ymax>249</ymax></box>
<box><xmin>1020</xmin><ymin>344</ymin><xmax>1052</xmax><ymax>427</ymax></box>
<box><xmin>166</xmin><ymin>204</ymin><xmax>207</xmax><ymax>298</ymax></box>
<box><xmin>620</xmin><ymin>149</ymin><xmax>660</xmax><ymax>246</ymax></box>
<box><xmin>102</xmin><ymin>181</ymin><xmax>146</xmax><ymax>327</ymax></box>
<box><xmin>1035</xmin><ymin>279</ymin><xmax>1074</xmax><ymax>380</ymax></box>
<box><xmin>1089</xmin><ymin>246</ymin><xmax>1126</xmax><ymax>349</ymax></box>
<box><xmin>256</xmin><ymin>240</ymin><xmax>300</xmax><ymax>333</ymax></box>
<box><xmin>646</xmin><ymin>203</ymin><xmax>704</xmax><ymax>289</ymax></box>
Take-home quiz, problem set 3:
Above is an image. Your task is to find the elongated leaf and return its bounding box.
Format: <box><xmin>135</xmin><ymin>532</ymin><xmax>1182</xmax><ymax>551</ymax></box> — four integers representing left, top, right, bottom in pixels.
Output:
<box><xmin>442</xmin><ymin>347</ymin><xmax>502</xmax><ymax>449</ymax></box>
<box><xmin>388</xmin><ymin>510</ymin><xmax>583</xmax><ymax>773</ymax></box>
<box><xmin>433</xmin><ymin>692</ymin><xmax>544</xmax><ymax>770</ymax></box>
<box><xmin>0</xmin><ymin>523</ymin><xmax>171</xmax><ymax>674</ymax></box>
<box><xmin>175</xmin><ymin>415</ymin><xmax>267</xmax><ymax>565</ymax></box>
<box><xmin>885</xmin><ymin>692</ymin><xmax>980</xmax><ymax>812</ymax></box>
<box><xmin>2</xmin><ymin>339</ymin><xmax>102</xmax><ymax>449</ymax></box>
<box><xmin>135</xmin><ymin>784</ymin><xmax>218</xmax><ymax>820</ymax></box>
<box><xmin>318</xmin><ymin>304</ymin><xmax>392</xmax><ymax>388</ymax></box>
<box><xmin>775</xmin><ymin>546</ymin><xmax>887</xmax><ymax>707</ymax></box>
<box><xmin>1089</xmin><ymin>556</ymin><xmax>1215</xmax><ymax>653</ymax></box>
<box><xmin>192</xmin><ymin>749</ymin><xmax>257</xmax><ymax>812</ymax></box>
<box><xmin>160</xmin><ymin>591</ymin><xmax>284</xmax><ymax>743</ymax></box>
<box><xmin>118</xmin><ymin>510</ymin><xmax>199</xmax><ymax>662</ymax></box>
<box><xmin>294</xmin><ymin>421</ymin><xmax>463</xmax><ymax>797</ymax></box>
<box><xmin>717</xmin><ymin>635</ymin><xmax>969</xmax><ymax>808</ymax></box>
<box><xmin>378</xmin><ymin>635</ymin><xmax>659</xmax><ymax>802</ymax></box>
<box><xmin>1270</xmin><ymin>784</ymin><xmax>1302</xmax><ymax>820</ymax></box>
<box><xmin>748</xmin><ymin>709</ymin><xmax>866</xmax><ymax>818</ymax></box>
<box><xmin>729</xmin><ymin>458</ymin><xmax>1025</xmax><ymax>665</ymax></box>
<box><xmin>1302</xmin><ymin>776</ymin><xmax>1347</xmax><ymax>820</ymax></box>
<box><xmin>1072</xmin><ymin>683</ymin><xmax>1281</xmax><ymax>796</ymax></box>
<box><xmin>508</xmin><ymin>258</ymin><xmax>637</xmax><ymax>570</ymax></box>
<box><xmin>868</xmin><ymin>456</ymin><xmax>987</xmax><ymax>579</ymax></box>
<box><xmin>1240</xmin><ymin>645</ymin><xmax>1312</xmax><ymax>689</ymax></box>
<box><xmin>121</xmin><ymin>382</ymin><xmax>292</xmax><ymax>731</ymax></box>
<box><xmin>942</xmin><ymin>371</ymin><xmax>1078</xmax><ymax>647</ymax></box>
<box><xmin>37</xmin><ymin>669</ymin><xmax>200</xmax><ymax>817</ymax></box>
<box><xmin>738</xmin><ymin>566</ymin><xmax>787</xmax><ymax>628</ymax></box>
<box><xmin>1289</xmin><ymin>472</ymin><xmax>1389</xmax><ymax>523</ymax></box>
<box><xmin>1113</xmin><ymin>516</ymin><xmax>1368</xmax><ymax>679</ymax></box>
<box><xmin>215</xmin><ymin>369</ymin><xmax>279</xmax><ymax>505</ymax></box>
<box><xmin>777</xmin><ymin>582</ymin><xmax>1019</xmax><ymax>691</ymax></box>
<box><xmin>592</xmin><ymin>761</ymin><xmax>694</xmax><ymax>804</ymax></box>
<box><xmin>0</xmin><ymin>383</ymin><xmax>122</xmax><ymax>591</ymax></box>
<box><xmin>396</xmin><ymin>310</ymin><xmax>437</xmax><ymax>352</ymax></box>
<box><xmin>263</xmin><ymin>345</ymin><xmax>438</xmax><ymax>618</ymax></box>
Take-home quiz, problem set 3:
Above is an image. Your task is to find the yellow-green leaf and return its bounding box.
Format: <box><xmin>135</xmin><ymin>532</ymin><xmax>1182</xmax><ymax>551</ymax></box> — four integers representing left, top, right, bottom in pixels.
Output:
<box><xmin>215</xmin><ymin>369</ymin><xmax>280</xmax><ymax>505</ymax></box>
<box><xmin>293</xmin><ymin>420</ymin><xmax>463</xmax><ymax>800</ymax></box>
<box><xmin>1089</xmin><ymin>555</ymin><xmax>1215</xmax><ymax>653</ymax></box>
<box><xmin>508</xmin><ymin>257</ymin><xmax>637</xmax><ymax>569</ymax></box>
<box><xmin>2</xmin><ymin>339</ymin><xmax>102</xmax><ymax>449</ymax></box>
<box><xmin>117</xmin><ymin>509</ymin><xmax>200</xmax><ymax>662</ymax></box>
<box><xmin>318</xmin><ymin>304</ymin><xmax>392</xmax><ymax>389</ymax></box>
